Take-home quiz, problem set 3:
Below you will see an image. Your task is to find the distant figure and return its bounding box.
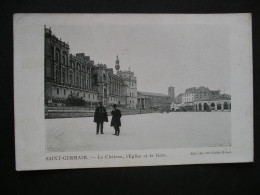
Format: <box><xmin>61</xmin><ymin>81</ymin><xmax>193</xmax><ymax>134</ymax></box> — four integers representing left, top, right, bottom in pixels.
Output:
<box><xmin>94</xmin><ymin>102</ymin><xmax>108</xmax><ymax>135</ymax></box>
<box><xmin>111</xmin><ymin>104</ymin><xmax>122</xmax><ymax>136</ymax></box>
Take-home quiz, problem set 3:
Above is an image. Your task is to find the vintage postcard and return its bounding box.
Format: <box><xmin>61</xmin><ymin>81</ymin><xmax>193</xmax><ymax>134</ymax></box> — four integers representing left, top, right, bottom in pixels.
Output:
<box><xmin>14</xmin><ymin>14</ymin><xmax>253</xmax><ymax>170</ymax></box>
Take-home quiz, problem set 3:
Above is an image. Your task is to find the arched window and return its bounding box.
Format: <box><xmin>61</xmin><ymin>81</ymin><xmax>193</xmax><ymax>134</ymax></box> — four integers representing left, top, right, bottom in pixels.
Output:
<box><xmin>211</xmin><ymin>103</ymin><xmax>215</xmax><ymax>110</ymax></box>
<box><xmin>77</xmin><ymin>64</ymin><xmax>81</xmax><ymax>71</ymax></box>
<box><xmin>217</xmin><ymin>103</ymin><xmax>222</xmax><ymax>110</ymax></box>
<box><xmin>204</xmin><ymin>103</ymin><xmax>209</xmax><ymax>110</ymax></box>
<box><xmin>62</xmin><ymin>52</ymin><xmax>67</xmax><ymax>65</ymax></box>
<box><xmin>55</xmin><ymin>51</ymin><xmax>60</xmax><ymax>63</ymax></box>
<box><xmin>224</xmin><ymin>102</ymin><xmax>229</xmax><ymax>110</ymax></box>
<box><xmin>70</xmin><ymin>61</ymin><xmax>74</xmax><ymax>68</ymax></box>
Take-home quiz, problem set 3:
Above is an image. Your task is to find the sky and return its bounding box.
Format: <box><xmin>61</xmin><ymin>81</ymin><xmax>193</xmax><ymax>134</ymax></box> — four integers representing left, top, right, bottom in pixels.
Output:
<box><xmin>48</xmin><ymin>23</ymin><xmax>231</xmax><ymax>96</ymax></box>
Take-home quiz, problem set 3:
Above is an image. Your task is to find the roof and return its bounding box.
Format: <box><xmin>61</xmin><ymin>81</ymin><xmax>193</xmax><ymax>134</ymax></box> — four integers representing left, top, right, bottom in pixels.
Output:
<box><xmin>196</xmin><ymin>94</ymin><xmax>231</xmax><ymax>101</ymax></box>
<box><xmin>138</xmin><ymin>91</ymin><xmax>169</xmax><ymax>97</ymax></box>
<box><xmin>211</xmin><ymin>94</ymin><xmax>231</xmax><ymax>100</ymax></box>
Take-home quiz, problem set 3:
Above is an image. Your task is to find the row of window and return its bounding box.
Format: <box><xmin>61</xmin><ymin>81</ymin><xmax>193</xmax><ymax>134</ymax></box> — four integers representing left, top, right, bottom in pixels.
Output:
<box><xmin>129</xmin><ymin>82</ymin><xmax>135</xmax><ymax>87</ymax></box>
<box><xmin>55</xmin><ymin>51</ymin><xmax>68</xmax><ymax>66</ymax></box>
<box><xmin>129</xmin><ymin>100</ymin><xmax>135</xmax><ymax>104</ymax></box>
<box><xmin>110</xmin><ymin>97</ymin><xmax>118</xmax><ymax>102</ymax></box>
<box><xmin>55</xmin><ymin>51</ymin><xmax>92</xmax><ymax>73</ymax></box>
<box><xmin>55</xmin><ymin>70</ymin><xmax>92</xmax><ymax>89</ymax></box>
<box><xmin>129</xmin><ymin>92</ymin><xmax>135</xmax><ymax>97</ymax></box>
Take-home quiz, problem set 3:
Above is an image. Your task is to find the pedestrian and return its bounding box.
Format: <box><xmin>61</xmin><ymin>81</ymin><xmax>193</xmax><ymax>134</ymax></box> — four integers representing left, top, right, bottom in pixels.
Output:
<box><xmin>111</xmin><ymin>104</ymin><xmax>122</xmax><ymax>136</ymax></box>
<box><xmin>94</xmin><ymin>102</ymin><xmax>108</xmax><ymax>135</ymax></box>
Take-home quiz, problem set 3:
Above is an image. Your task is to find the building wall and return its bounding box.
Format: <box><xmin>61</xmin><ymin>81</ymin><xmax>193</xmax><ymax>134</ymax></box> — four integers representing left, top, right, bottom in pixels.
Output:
<box><xmin>45</xmin><ymin>26</ymin><xmax>138</xmax><ymax>109</ymax></box>
<box><xmin>137</xmin><ymin>92</ymin><xmax>172</xmax><ymax>110</ymax></box>
<box><xmin>117</xmin><ymin>70</ymin><xmax>137</xmax><ymax>109</ymax></box>
<box><xmin>44</xmin><ymin>27</ymin><xmax>100</xmax><ymax>106</ymax></box>
<box><xmin>179</xmin><ymin>86</ymin><xmax>221</xmax><ymax>104</ymax></box>
<box><xmin>51</xmin><ymin>85</ymin><xmax>98</xmax><ymax>102</ymax></box>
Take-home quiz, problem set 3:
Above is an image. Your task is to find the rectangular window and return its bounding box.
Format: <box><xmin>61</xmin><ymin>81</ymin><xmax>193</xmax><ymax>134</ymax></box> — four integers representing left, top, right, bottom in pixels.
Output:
<box><xmin>57</xmin><ymin>88</ymin><xmax>59</xmax><ymax>94</ymax></box>
<box><xmin>93</xmin><ymin>94</ymin><xmax>94</xmax><ymax>99</ymax></box>
<box><xmin>64</xmin><ymin>89</ymin><xmax>66</xmax><ymax>95</ymax></box>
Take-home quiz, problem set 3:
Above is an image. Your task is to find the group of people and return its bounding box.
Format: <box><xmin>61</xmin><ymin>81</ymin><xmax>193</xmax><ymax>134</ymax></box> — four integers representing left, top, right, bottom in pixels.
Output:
<box><xmin>94</xmin><ymin>102</ymin><xmax>122</xmax><ymax>136</ymax></box>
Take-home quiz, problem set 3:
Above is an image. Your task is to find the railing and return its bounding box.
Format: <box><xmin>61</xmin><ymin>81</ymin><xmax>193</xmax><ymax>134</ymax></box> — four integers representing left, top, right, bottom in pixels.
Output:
<box><xmin>45</xmin><ymin>106</ymin><xmax>159</xmax><ymax>119</ymax></box>
<box><xmin>47</xmin><ymin>106</ymin><xmax>96</xmax><ymax>111</ymax></box>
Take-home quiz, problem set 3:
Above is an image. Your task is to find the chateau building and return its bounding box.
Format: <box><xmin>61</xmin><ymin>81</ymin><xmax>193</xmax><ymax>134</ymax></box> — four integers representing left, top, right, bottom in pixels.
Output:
<box><xmin>44</xmin><ymin>27</ymin><xmax>99</xmax><ymax>106</ymax></box>
<box><xmin>44</xmin><ymin>26</ymin><xmax>137</xmax><ymax>108</ymax></box>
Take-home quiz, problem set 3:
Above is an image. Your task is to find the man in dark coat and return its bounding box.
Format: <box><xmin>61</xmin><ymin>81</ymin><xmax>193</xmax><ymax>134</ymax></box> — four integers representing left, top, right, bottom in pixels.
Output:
<box><xmin>111</xmin><ymin>104</ymin><xmax>122</xmax><ymax>136</ymax></box>
<box><xmin>94</xmin><ymin>102</ymin><xmax>108</xmax><ymax>135</ymax></box>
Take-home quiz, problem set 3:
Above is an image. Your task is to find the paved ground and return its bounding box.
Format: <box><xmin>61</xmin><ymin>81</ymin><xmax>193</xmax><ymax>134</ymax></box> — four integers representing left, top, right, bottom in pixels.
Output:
<box><xmin>46</xmin><ymin>112</ymin><xmax>231</xmax><ymax>152</ymax></box>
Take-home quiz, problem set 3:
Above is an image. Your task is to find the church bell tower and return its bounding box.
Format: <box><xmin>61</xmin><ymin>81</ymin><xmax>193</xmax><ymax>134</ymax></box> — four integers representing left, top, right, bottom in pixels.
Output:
<box><xmin>168</xmin><ymin>86</ymin><xmax>175</xmax><ymax>102</ymax></box>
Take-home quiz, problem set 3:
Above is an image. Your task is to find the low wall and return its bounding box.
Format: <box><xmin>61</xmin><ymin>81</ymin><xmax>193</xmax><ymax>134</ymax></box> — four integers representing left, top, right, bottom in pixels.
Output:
<box><xmin>45</xmin><ymin>107</ymin><xmax>158</xmax><ymax>119</ymax></box>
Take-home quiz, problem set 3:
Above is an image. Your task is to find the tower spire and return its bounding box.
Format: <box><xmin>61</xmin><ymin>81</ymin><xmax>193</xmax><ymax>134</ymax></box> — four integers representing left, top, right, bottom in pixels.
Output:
<box><xmin>115</xmin><ymin>54</ymin><xmax>120</xmax><ymax>71</ymax></box>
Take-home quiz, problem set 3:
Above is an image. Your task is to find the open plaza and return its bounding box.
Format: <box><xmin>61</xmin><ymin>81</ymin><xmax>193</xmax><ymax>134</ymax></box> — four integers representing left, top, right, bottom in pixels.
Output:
<box><xmin>46</xmin><ymin>112</ymin><xmax>231</xmax><ymax>152</ymax></box>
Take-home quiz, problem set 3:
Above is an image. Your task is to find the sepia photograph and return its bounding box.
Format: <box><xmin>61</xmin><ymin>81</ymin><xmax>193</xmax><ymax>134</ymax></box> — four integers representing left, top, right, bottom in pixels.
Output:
<box><xmin>14</xmin><ymin>14</ymin><xmax>253</xmax><ymax>170</ymax></box>
<box><xmin>44</xmin><ymin>22</ymin><xmax>231</xmax><ymax>152</ymax></box>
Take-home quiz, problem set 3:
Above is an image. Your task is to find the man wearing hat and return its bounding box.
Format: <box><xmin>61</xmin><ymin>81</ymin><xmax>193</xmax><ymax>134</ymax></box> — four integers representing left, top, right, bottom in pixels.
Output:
<box><xmin>111</xmin><ymin>104</ymin><xmax>122</xmax><ymax>136</ymax></box>
<box><xmin>94</xmin><ymin>102</ymin><xmax>108</xmax><ymax>134</ymax></box>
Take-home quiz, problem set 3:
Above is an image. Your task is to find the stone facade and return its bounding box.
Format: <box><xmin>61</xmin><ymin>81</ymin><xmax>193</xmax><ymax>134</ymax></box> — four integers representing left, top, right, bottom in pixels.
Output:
<box><xmin>44</xmin><ymin>26</ymin><xmax>137</xmax><ymax>108</ymax></box>
<box><xmin>117</xmin><ymin>69</ymin><xmax>137</xmax><ymax>109</ymax></box>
